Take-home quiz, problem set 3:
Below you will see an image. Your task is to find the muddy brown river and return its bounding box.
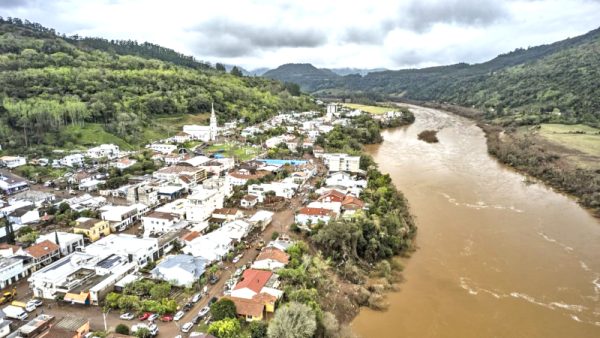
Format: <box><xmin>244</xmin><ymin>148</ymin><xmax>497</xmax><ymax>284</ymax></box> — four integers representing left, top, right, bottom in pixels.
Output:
<box><xmin>352</xmin><ymin>105</ymin><xmax>600</xmax><ymax>338</ymax></box>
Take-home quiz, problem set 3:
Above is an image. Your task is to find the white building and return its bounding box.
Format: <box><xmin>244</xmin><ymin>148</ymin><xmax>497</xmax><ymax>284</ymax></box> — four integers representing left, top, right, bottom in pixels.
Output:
<box><xmin>248</xmin><ymin>210</ymin><xmax>274</xmax><ymax>231</ymax></box>
<box><xmin>148</xmin><ymin>143</ymin><xmax>177</xmax><ymax>154</ymax></box>
<box><xmin>7</xmin><ymin>206</ymin><xmax>39</xmax><ymax>226</ymax></box>
<box><xmin>0</xmin><ymin>257</ymin><xmax>25</xmax><ymax>289</ymax></box>
<box><xmin>0</xmin><ymin>170</ymin><xmax>29</xmax><ymax>195</ymax></box>
<box><xmin>83</xmin><ymin>234</ymin><xmax>159</xmax><ymax>267</ymax></box>
<box><xmin>87</xmin><ymin>144</ymin><xmax>120</xmax><ymax>160</ymax></box>
<box><xmin>58</xmin><ymin>154</ymin><xmax>85</xmax><ymax>168</ymax></box>
<box><xmin>185</xmin><ymin>184</ymin><xmax>225</xmax><ymax>222</ymax></box>
<box><xmin>99</xmin><ymin>204</ymin><xmax>149</xmax><ymax>232</ymax></box>
<box><xmin>0</xmin><ymin>156</ymin><xmax>26</xmax><ymax>169</ymax></box>
<box><xmin>151</xmin><ymin>254</ymin><xmax>207</xmax><ymax>287</ymax></box>
<box><xmin>36</xmin><ymin>232</ymin><xmax>84</xmax><ymax>256</ymax></box>
<box><xmin>141</xmin><ymin>211</ymin><xmax>187</xmax><ymax>237</ymax></box>
<box><xmin>320</xmin><ymin>153</ymin><xmax>360</xmax><ymax>173</ymax></box>
<box><xmin>295</xmin><ymin>207</ymin><xmax>336</xmax><ymax>226</ymax></box>
<box><xmin>182</xmin><ymin>103</ymin><xmax>219</xmax><ymax>142</ymax></box>
<box><xmin>112</xmin><ymin>158</ymin><xmax>137</xmax><ymax>170</ymax></box>
<box><xmin>183</xmin><ymin>232</ymin><xmax>233</xmax><ymax>263</ymax></box>
<box><xmin>325</xmin><ymin>172</ymin><xmax>367</xmax><ymax>195</ymax></box>
<box><xmin>251</xmin><ymin>247</ymin><xmax>289</xmax><ymax>271</ymax></box>
<box><xmin>248</xmin><ymin>182</ymin><xmax>298</xmax><ymax>202</ymax></box>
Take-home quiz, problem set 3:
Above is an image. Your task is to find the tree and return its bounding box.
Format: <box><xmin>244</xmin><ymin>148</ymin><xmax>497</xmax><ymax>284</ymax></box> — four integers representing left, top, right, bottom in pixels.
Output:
<box><xmin>230</xmin><ymin>66</ymin><xmax>243</xmax><ymax>77</ymax></box>
<box><xmin>210</xmin><ymin>298</ymin><xmax>237</xmax><ymax>321</ymax></box>
<box><xmin>149</xmin><ymin>283</ymin><xmax>171</xmax><ymax>300</ymax></box>
<box><xmin>207</xmin><ymin>318</ymin><xmax>242</xmax><ymax>338</ymax></box>
<box><xmin>215</xmin><ymin>63</ymin><xmax>226</xmax><ymax>72</ymax></box>
<box><xmin>115</xmin><ymin>324</ymin><xmax>129</xmax><ymax>335</ymax></box>
<box><xmin>249</xmin><ymin>321</ymin><xmax>268</xmax><ymax>338</ymax></box>
<box><xmin>267</xmin><ymin>302</ymin><xmax>316</xmax><ymax>338</ymax></box>
<box><xmin>134</xmin><ymin>327</ymin><xmax>151</xmax><ymax>338</ymax></box>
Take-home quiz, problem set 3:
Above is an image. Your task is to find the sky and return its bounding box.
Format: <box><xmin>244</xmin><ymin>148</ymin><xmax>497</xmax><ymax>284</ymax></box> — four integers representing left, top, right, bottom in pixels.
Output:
<box><xmin>1</xmin><ymin>0</ymin><xmax>599</xmax><ymax>70</ymax></box>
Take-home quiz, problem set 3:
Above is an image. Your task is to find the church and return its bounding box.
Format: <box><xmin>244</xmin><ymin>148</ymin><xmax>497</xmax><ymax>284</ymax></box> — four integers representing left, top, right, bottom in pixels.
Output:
<box><xmin>182</xmin><ymin>103</ymin><xmax>220</xmax><ymax>142</ymax></box>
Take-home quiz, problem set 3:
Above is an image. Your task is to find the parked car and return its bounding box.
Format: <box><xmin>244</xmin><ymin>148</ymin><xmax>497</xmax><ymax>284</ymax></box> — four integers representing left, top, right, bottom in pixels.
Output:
<box><xmin>232</xmin><ymin>253</ymin><xmax>243</xmax><ymax>264</ymax></box>
<box><xmin>138</xmin><ymin>312</ymin><xmax>152</xmax><ymax>321</ymax></box>
<box><xmin>209</xmin><ymin>275</ymin><xmax>219</xmax><ymax>285</ymax></box>
<box><xmin>147</xmin><ymin>313</ymin><xmax>159</xmax><ymax>322</ymax></box>
<box><xmin>148</xmin><ymin>323</ymin><xmax>159</xmax><ymax>336</ymax></box>
<box><xmin>174</xmin><ymin>310</ymin><xmax>185</xmax><ymax>321</ymax></box>
<box><xmin>181</xmin><ymin>322</ymin><xmax>194</xmax><ymax>333</ymax></box>
<box><xmin>120</xmin><ymin>313</ymin><xmax>134</xmax><ymax>320</ymax></box>
<box><xmin>192</xmin><ymin>293</ymin><xmax>202</xmax><ymax>303</ymax></box>
<box><xmin>192</xmin><ymin>314</ymin><xmax>202</xmax><ymax>324</ymax></box>
<box><xmin>27</xmin><ymin>299</ymin><xmax>43</xmax><ymax>308</ymax></box>
<box><xmin>198</xmin><ymin>306</ymin><xmax>210</xmax><ymax>318</ymax></box>
<box><xmin>160</xmin><ymin>314</ymin><xmax>173</xmax><ymax>322</ymax></box>
<box><xmin>183</xmin><ymin>302</ymin><xmax>194</xmax><ymax>311</ymax></box>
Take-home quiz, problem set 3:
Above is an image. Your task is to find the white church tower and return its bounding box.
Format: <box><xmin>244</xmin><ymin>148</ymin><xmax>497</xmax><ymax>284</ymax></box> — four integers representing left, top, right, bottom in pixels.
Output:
<box><xmin>210</xmin><ymin>102</ymin><xmax>218</xmax><ymax>141</ymax></box>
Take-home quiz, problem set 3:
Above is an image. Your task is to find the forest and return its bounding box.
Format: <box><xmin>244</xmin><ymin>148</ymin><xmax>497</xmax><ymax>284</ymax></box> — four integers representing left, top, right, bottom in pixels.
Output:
<box><xmin>0</xmin><ymin>18</ymin><xmax>315</xmax><ymax>154</ymax></box>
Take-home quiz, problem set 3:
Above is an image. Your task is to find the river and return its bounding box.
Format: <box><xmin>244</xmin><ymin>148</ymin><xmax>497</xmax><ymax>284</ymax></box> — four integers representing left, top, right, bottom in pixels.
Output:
<box><xmin>352</xmin><ymin>105</ymin><xmax>600</xmax><ymax>338</ymax></box>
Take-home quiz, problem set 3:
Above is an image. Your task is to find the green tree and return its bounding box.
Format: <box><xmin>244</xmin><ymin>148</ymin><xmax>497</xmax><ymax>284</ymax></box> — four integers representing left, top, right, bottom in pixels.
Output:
<box><xmin>134</xmin><ymin>327</ymin><xmax>151</xmax><ymax>338</ymax></box>
<box><xmin>249</xmin><ymin>321</ymin><xmax>268</xmax><ymax>338</ymax></box>
<box><xmin>115</xmin><ymin>324</ymin><xmax>129</xmax><ymax>335</ymax></box>
<box><xmin>207</xmin><ymin>318</ymin><xmax>242</xmax><ymax>338</ymax></box>
<box><xmin>215</xmin><ymin>63</ymin><xmax>226</xmax><ymax>72</ymax></box>
<box><xmin>267</xmin><ymin>302</ymin><xmax>316</xmax><ymax>338</ymax></box>
<box><xmin>230</xmin><ymin>66</ymin><xmax>243</xmax><ymax>77</ymax></box>
<box><xmin>210</xmin><ymin>298</ymin><xmax>237</xmax><ymax>321</ymax></box>
<box><xmin>149</xmin><ymin>283</ymin><xmax>171</xmax><ymax>300</ymax></box>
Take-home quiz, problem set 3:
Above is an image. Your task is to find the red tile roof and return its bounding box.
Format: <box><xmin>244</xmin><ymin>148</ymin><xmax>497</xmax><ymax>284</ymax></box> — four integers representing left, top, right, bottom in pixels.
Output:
<box><xmin>256</xmin><ymin>247</ymin><xmax>289</xmax><ymax>264</ymax></box>
<box><xmin>342</xmin><ymin>195</ymin><xmax>365</xmax><ymax>210</ymax></box>
<box><xmin>180</xmin><ymin>231</ymin><xmax>201</xmax><ymax>242</ymax></box>
<box><xmin>226</xmin><ymin>296</ymin><xmax>265</xmax><ymax>318</ymax></box>
<box><xmin>234</xmin><ymin>269</ymin><xmax>273</xmax><ymax>293</ymax></box>
<box><xmin>26</xmin><ymin>240</ymin><xmax>59</xmax><ymax>258</ymax></box>
<box><xmin>298</xmin><ymin>207</ymin><xmax>334</xmax><ymax>217</ymax></box>
<box><xmin>318</xmin><ymin>189</ymin><xmax>346</xmax><ymax>203</ymax></box>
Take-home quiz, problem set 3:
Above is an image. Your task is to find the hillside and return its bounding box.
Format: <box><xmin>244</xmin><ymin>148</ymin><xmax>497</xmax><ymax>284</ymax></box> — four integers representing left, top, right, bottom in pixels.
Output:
<box><xmin>263</xmin><ymin>63</ymin><xmax>341</xmax><ymax>92</ymax></box>
<box><xmin>268</xmin><ymin>27</ymin><xmax>600</xmax><ymax>126</ymax></box>
<box><xmin>0</xmin><ymin>18</ymin><xmax>315</xmax><ymax>155</ymax></box>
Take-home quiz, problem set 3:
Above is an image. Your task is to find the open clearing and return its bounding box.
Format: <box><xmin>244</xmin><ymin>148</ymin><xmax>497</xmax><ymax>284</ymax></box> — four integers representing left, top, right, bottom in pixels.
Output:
<box><xmin>343</xmin><ymin>103</ymin><xmax>392</xmax><ymax>115</ymax></box>
<box><xmin>538</xmin><ymin>124</ymin><xmax>600</xmax><ymax>157</ymax></box>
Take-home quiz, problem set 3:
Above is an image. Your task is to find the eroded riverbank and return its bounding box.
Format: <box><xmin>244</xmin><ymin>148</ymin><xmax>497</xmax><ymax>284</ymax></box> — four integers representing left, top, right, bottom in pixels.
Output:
<box><xmin>352</xmin><ymin>105</ymin><xmax>600</xmax><ymax>338</ymax></box>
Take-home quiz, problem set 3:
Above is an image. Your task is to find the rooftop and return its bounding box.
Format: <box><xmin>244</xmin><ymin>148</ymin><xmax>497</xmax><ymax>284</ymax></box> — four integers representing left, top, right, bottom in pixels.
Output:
<box><xmin>25</xmin><ymin>240</ymin><xmax>60</xmax><ymax>258</ymax></box>
<box><xmin>256</xmin><ymin>247</ymin><xmax>289</xmax><ymax>264</ymax></box>
<box><xmin>298</xmin><ymin>207</ymin><xmax>334</xmax><ymax>217</ymax></box>
<box><xmin>54</xmin><ymin>316</ymin><xmax>89</xmax><ymax>331</ymax></box>
<box><xmin>234</xmin><ymin>269</ymin><xmax>273</xmax><ymax>293</ymax></box>
<box><xmin>145</xmin><ymin>211</ymin><xmax>179</xmax><ymax>221</ymax></box>
<box><xmin>75</xmin><ymin>217</ymin><xmax>104</xmax><ymax>229</ymax></box>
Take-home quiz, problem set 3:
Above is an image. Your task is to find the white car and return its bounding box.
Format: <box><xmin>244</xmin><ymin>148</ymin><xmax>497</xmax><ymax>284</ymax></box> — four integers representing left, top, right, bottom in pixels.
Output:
<box><xmin>232</xmin><ymin>254</ymin><xmax>243</xmax><ymax>264</ymax></box>
<box><xmin>181</xmin><ymin>322</ymin><xmax>194</xmax><ymax>333</ymax></box>
<box><xmin>174</xmin><ymin>310</ymin><xmax>185</xmax><ymax>321</ymax></box>
<box><xmin>27</xmin><ymin>299</ymin><xmax>43</xmax><ymax>308</ymax></box>
<box><xmin>198</xmin><ymin>306</ymin><xmax>210</xmax><ymax>318</ymax></box>
<box><xmin>192</xmin><ymin>293</ymin><xmax>202</xmax><ymax>303</ymax></box>
<box><xmin>147</xmin><ymin>313</ymin><xmax>159</xmax><ymax>322</ymax></box>
<box><xmin>120</xmin><ymin>312</ymin><xmax>135</xmax><ymax>320</ymax></box>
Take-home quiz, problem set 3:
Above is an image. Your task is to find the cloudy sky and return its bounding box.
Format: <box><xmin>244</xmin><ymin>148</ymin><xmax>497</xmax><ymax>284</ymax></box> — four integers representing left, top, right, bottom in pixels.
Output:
<box><xmin>1</xmin><ymin>0</ymin><xmax>599</xmax><ymax>70</ymax></box>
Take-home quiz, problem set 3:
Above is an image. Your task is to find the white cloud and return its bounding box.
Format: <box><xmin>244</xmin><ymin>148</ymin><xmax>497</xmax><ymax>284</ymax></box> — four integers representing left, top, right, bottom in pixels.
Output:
<box><xmin>0</xmin><ymin>0</ymin><xmax>598</xmax><ymax>69</ymax></box>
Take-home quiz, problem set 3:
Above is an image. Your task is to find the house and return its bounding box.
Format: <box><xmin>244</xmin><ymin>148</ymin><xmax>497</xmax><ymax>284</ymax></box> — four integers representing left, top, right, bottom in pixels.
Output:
<box><xmin>157</xmin><ymin>185</ymin><xmax>185</xmax><ymax>200</ymax></box>
<box><xmin>248</xmin><ymin>210</ymin><xmax>273</xmax><ymax>231</ymax></box>
<box><xmin>241</xmin><ymin>126</ymin><xmax>262</xmax><ymax>137</ymax></box>
<box><xmin>25</xmin><ymin>240</ymin><xmax>60</xmax><ymax>272</ymax></box>
<box><xmin>240</xmin><ymin>195</ymin><xmax>258</xmax><ymax>209</ymax></box>
<box><xmin>171</xmin><ymin>131</ymin><xmax>192</xmax><ymax>144</ymax></box>
<box><xmin>0</xmin><ymin>243</ymin><xmax>25</xmax><ymax>258</ymax></box>
<box><xmin>182</xmin><ymin>231</ymin><xmax>233</xmax><ymax>262</ymax></box>
<box><xmin>141</xmin><ymin>211</ymin><xmax>186</xmax><ymax>237</ymax></box>
<box><xmin>185</xmin><ymin>188</ymin><xmax>223</xmax><ymax>222</ymax></box>
<box><xmin>0</xmin><ymin>156</ymin><xmax>26</xmax><ymax>169</ymax></box>
<box><xmin>0</xmin><ymin>256</ymin><xmax>26</xmax><ymax>288</ymax></box>
<box><xmin>153</xmin><ymin>166</ymin><xmax>207</xmax><ymax>186</ymax></box>
<box><xmin>212</xmin><ymin>208</ymin><xmax>243</xmax><ymax>222</ymax></box>
<box><xmin>11</xmin><ymin>314</ymin><xmax>54</xmax><ymax>338</ymax></box>
<box><xmin>198</xmin><ymin>158</ymin><xmax>235</xmax><ymax>176</ymax></box>
<box><xmin>226</xmin><ymin>169</ymin><xmax>270</xmax><ymax>186</ymax></box>
<box><xmin>325</xmin><ymin>172</ymin><xmax>367</xmax><ymax>194</ymax></box>
<box><xmin>318</xmin><ymin>189</ymin><xmax>346</xmax><ymax>203</ymax></box>
<box><xmin>73</xmin><ymin>217</ymin><xmax>111</xmax><ymax>242</ymax></box>
<box><xmin>295</xmin><ymin>207</ymin><xmax>336</xmax><ymax>226</ymax></box>
<box><xmin>61</xmin><ymin>194</ymin><xmax>106</xmax><ymax>212</ymax></box>
<box><xmin>99</xmin><ymin>204</ymin><xmax>148</xmax><ymax>232</ymax></box>
<box><xmin>251</xmin><ymin>247</ymin><xmax>289</xmax><ymax>271</ymax></box>
<box><xmin>126</xmin><ymin>184</ymin><xmax>158</xmax><ymax>206</ymax></box>
<box><xmin>164</xmin><ymin>153</ymin><xmax>186</xmax><ymax>166</ymax></box>
<box><xmin>148</xmin><ymin>143</ymin><xmax>177</xmax><ymax>154</ymax></box>
<box><xmin>342</xmin><ymin>195</ymin><xmax>365</xmax><ymax>211</ymax></box>
<box><xmin>9</xmin><ymin>190</ymin><xmax>55</xmax><ymax>207</ymax></box>
<box><xmin>87</xmin><ymin>144</ymin><xmax>120</xmax><ymax>160</ymax></box>
<box><xmin>83</xmin><ymin>234</ymin><xmax>159</xmax><ymax>267</ymax></box>
<box><xmin>248</xmin><ymin>182</ymin><xmax>298</xmax><ymax>202</ymax></box>
<box><xmin>226</xmin><ymin>296</ymin><xmax>266</xmax><ymax>322</ymax></box>
<box><xmin>59</xmin><ymin>154</ymin><xmax>85</xmax><ymax>168</ymax></box>
<box><xmin>0</xmin><ymin>170</ymin><xmax>28</xmax><ymax>195</ymax></box>
<box><xmin>36</xmin><ymin>232</ymin><xmax>85</xmax><ymax>256</ymax></box>
<box><xmin>69</xmin><ymin>171</ymin><xmax>94</xmax><ymax>186</ymax></box>
<box><xmin>151</xmin><ymin>254</ymin><xmax>208</xmax><ymax>287</ymax></box>
<box><xmin>231</xmin><ymin>269</ymin><xmax>283</xmax><ymax>300</ymax></box>
<box><xmin>7</xmin><ymin>205</ymin><xmax>39</xmax><ymax>225</ymax></box>
<box><xmin>181</xmin><ymin>156</ymin><xmax>211</xmax><ymax>168</ymax></box>
<box><xmin>320</xmin><ymin>153</ymin><xmax>360</xmax><ymax>173</ymax></box>
<box><xmin>112</xmin><ymin>158</ymin><xmax>137</xmax><ymax>170</ymax></box>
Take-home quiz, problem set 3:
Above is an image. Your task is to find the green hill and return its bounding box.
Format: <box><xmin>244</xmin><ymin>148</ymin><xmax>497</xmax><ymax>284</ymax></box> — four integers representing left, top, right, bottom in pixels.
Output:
<box><xmin>266</xmin><ymin>27</ymin><xmax>600</xmax><ymax>126</ymax></box>
<box><xmin>263</xmin><ymin>63</ymin><xmax>341</xmax><ymax>92</ymax></box>
<box><xmin>0</xmin><ymin>18</ymin><xmax>315</xmax><ymax>155</ymax></box>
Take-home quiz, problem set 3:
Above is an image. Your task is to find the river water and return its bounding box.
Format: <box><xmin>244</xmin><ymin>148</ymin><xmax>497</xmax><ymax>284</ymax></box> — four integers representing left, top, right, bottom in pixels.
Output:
<box><xmin>352</xmin><ymin>105</ymin><xmax>600</xmax><ymax>338</ymax></box>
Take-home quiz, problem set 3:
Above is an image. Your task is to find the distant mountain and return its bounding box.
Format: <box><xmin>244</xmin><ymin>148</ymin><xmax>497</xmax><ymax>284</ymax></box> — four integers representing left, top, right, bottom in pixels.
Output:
<box><xmin>264</xmin><ymin>27</ymin><xmax>600</xmax><ymax>124</ymax></box>
<box><xmin>263</xmin><ymin>63</ymin><xmax>341</xmax><ymax>92</ymax></box>
<box><xmin>329</xmin><ymin>67</ymin><xmax>387</xmax><ymax>76</ymax></box>
<box><xmin>247</xmin><ymin>67</ymin><xmax>270</xmax><ymax>76</ymax></box>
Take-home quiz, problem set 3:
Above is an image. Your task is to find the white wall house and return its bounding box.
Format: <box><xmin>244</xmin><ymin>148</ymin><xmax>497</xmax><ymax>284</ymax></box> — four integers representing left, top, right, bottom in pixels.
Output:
<box><xmin>0</xmin><ymin>257</ymin><xmax>26</xmax><ymax>289</ymax></box>
<box><xmin>251</xmin><ymin>247</ymin><xmax>289</xmax><ymax>271</ymax></box>
<box><xmin>0</xmin><ymin>170</ymin><xmax>29</xmax><ymax>195</ymax></box>
<box><xmin>248</xmin><ymin>182</ymin><xmax>298</xmax><ymax>203</ymax></box>
<box><xmin>59</xmin><ymin>154</ymin><xmax>85</xmax><ymax>168</ymax></box>
<box><xmin>87</xmin><ymin>144</ymin><xmax>120</xmax><ymax>160</ymax></box>
<box><xmin>148</xmin><ymin>143</ymin><xmax>177</xmax><ymax>154</ymax></box>
<box><xmin>36</xmin><ymin>232</ymin><xmax>85</xmax><ymax>256</ymax></box>
<box><xmin>320</xmin><ymin>153</ymin><xmax>360</xmax><ymax>173</ymax></box>
<box><xmin>0</xmin><ymin>156</ymin><xmax>26</xmax><ymax>169</ymax></box>
<box><xmin>7</xmin><ymin>206</ymin><xmax>39</xmax><ymax>225</ymax></box>
<box><xmin>100</xmin><ymin>204</ymin><xmax>149</xmax><ymax>232</ymax></box>
<box><xmin>295</xmin><ymin>207</ymin><xmax>336</xmax><ymax>226</ymax></box>
<box><xmin>83</xmin><ymin>234</ymin><xmax>159</xmax><ymax>268</ymax></box>
<box><xmin>151</xmin><ymin>254</ymin><xmax>207</xmax><ymax>287</ymax></box>
<box><xmin>185</xmin><ymin>188</ymin><xmax>223</xmax><ymax>222</ymax></box>
<box><xmin>141</xmin><ymin>211</ymin><xmax>186</xmax><ymax>237</ymax></box>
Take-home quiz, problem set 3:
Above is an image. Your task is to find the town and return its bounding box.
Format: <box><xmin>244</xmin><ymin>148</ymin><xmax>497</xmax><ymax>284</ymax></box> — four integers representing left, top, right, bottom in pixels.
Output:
<box><xmin>0</xmin><ymin>102</ymin><xmax>408</xmax><ymax>338</ymax></box>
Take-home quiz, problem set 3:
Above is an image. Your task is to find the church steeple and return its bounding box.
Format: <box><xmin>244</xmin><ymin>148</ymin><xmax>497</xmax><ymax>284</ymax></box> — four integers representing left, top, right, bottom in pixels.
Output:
<box><xmin>210</xmin><ymin>102</ymin><xmax>218</xmax><ymax>141</ymax></box>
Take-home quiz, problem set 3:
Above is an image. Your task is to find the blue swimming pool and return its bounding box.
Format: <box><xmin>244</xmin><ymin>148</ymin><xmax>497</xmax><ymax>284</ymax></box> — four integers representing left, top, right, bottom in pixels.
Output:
<box><xmin>258</xmin><ymin>159</ymin><xmax>307</xmax><ymax>166</ymax></box>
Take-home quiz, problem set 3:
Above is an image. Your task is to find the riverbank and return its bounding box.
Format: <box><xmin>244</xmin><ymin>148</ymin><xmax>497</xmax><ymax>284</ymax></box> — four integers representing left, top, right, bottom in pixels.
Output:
<box><xmin>395</xmin><ymin>101</ymin><xmax>600</xmax><ymax>216</ymax></box>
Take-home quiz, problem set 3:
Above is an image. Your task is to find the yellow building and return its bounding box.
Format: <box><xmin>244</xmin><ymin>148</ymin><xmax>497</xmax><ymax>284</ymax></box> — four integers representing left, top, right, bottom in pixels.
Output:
<box><xmin>73</xmin><ymin>217</ymin><xmax>111</xmax><ymax>242</ymax></box>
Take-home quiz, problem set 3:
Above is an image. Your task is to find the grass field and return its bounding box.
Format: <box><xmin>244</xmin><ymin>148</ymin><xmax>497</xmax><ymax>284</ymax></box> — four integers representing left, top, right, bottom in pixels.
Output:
<box><xmin>538</xmin><ymin>124</ymin><xmax>600</xmax><ymax>157</ymax></box>
<box><xmin>62</xmin><ymin>124</ymin><xmax>134</xmax><ymax>150</ymax></box>
<box><xmin>343</xmin><ymin>103</ymin><xmax>392</xmax><ymax>115</ymax></box>
<box><xmin>206</xmin><ymin>143</ymin><xmax>262</xmax><ymax>161</ymax></box>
